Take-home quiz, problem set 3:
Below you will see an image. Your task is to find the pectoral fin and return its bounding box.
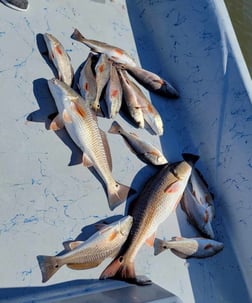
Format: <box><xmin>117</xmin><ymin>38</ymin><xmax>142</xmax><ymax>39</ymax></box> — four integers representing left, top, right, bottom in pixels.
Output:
<box><xmin>49</xmin><ymin>114</ymin><xmax>65</xmax><ymax>130</ymax></box>
<box><xmin>82</xmin><ymin>153</ymin><xmax>93</xmax><ymax>167</ymax></box>
<box><xmin>145</xmin><ymin>232</ymin><xmax>156</xmax><ymax>247</ymax></box>
<box><xmin>63</xmin><ymin>240</ymin><xmax>84</xmax><ymax>251</ymax></box>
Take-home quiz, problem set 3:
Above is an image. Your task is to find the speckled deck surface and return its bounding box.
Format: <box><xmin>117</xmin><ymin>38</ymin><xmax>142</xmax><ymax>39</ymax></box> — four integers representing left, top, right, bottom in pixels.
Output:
<box><xmin>0</xmin><ymin>1</ymin><xmax>252</xmax><ymax>302</ymax></box>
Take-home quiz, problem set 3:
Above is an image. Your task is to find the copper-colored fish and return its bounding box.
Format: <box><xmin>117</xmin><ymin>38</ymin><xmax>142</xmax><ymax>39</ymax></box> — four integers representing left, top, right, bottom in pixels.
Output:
<box><xmin>117</xmin><ymin>69</ymin><xmax>144</xmax><ymax>128</ymax></box>
<box><xmin>71</xmin><ymin>28</ymin><xmax>137</xmax><ymax>67</ymax></box>
<box><xmin>108</xmin><ymin>121</ymin><xmax>168</xmax><ymax>165</ymax></box>
<box><xmin>105</xmin><ymin>63</ymin><xmax>122</xmax><ymax>118</ymax></box>
<box><xmin>154</xmin><ymin>236</ymin><xmax>223</xmax><ymax>258</ymax></box>
<box><xmin>47</xmin><ymin>78</ymin><xmax>133</xmax><ymax>210</ymax></box>
<box><xmin>78</xmin><ymin>52</ymin><xmax>97</xmax><ymax>103</ymax></box>
<box><xmin>130</xmin><ymin>80</ymin><xmax>164</xmax><ymax>136</ymax></box>
<box><xmin>92</xmin><ymin>53</ymin><xmax>110</xmax><ymax>114</ymax></box>
<box><xmin>116</xmin><ymin>63</ymin><xmax>179</xmax><ymax>99</ymax></box>
<box><xmin>37</xmin><ymin>216</ymin><xmax>133</xmax><ymax>283</ymax></box>
<box><xmin>43</xmin><ymin>33</ymin><xmax>74</xmax><ymax>86</ymax></box>
<box><xmin>100</xmin><ymin>154</ymin><xmax>199</xmax><ymax>285</ymax></box>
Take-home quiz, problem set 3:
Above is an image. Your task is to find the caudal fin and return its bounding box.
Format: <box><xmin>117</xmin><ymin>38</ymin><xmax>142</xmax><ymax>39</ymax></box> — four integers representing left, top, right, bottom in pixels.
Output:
<box><xmin>37</xmin><ymin>255</ymin><xmax>63</xmax><ymax>283</ymax></box>
<box><xmin>71</xmin><ymin>28</ymin><xmax>86</xmax><ymax>42</ymax></box>
<box><xmin>100</xmin><ymin>256</ymin><xmax>136</xmax><ymax>282</ymax></box>
<box><xmin>107</xmin><ymin>182</ymin><xmax>134</xmax><ymax>211</ymax></box>
<box><xmin>108</xmin><ymin>121</ymin><xmax>123</xmax><ymax>134</ymax></box>
<box><xmin>154</xmin><ymin>238</ymin><xmax>170</xmax><ymax>256</ymax></box>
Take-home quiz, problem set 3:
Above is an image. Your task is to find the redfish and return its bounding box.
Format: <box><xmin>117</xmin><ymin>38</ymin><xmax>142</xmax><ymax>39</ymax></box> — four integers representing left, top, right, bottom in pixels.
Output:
<box><xmin>48</xmin><ymin>78</ymin><xmax>132</xmax><ymax>210</ymax></box>
<box><xmin>116</xmin><ymin>63</ymin><xmax>179</xmax><ymax>99</ymax></box>
<box><xmin>43</xmin><ymin>33</ymin><xmax>74</xmax><ymax>86</ymax></box>
<box><xmin>71</xmin><ymin>28</ymin><xmax>137</xmax><ymax>67</ymax></box>
<box><xmin>154</xmin><ymin>236</ymin><xmax>223</xmax><ymax>258</ymax></box>
<box><xmin>37</xmin><ymin>216</ymin><xmax>133</xmax><ymax>283</ymax></box>
<box><xmin>108</xmin><ymin>121</ymin><xmax>167</xmax><ymax>166</ymax></box>
<box><xmin>100</xmin><ymin>154</ymin><xmax>199</xmax><ymax>285</ymax></box>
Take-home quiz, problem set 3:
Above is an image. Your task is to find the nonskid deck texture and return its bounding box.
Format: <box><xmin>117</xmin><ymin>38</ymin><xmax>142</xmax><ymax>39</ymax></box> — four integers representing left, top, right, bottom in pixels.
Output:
<box><xmin>0</xmin><ymin>1</ymin><xmax>252</xmax><ymax>303</ymax></box>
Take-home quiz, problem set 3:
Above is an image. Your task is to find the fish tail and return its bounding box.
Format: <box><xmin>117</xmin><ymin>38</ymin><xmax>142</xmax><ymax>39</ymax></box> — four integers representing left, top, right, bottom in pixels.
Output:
<box><xmin>108</xmin><ymin>121</ymin><xmax>123</xmax><ymax>134</ymax></box>
<box><xmin>71</xmin><ymin>28</ymin><xmax>86</xmax><ymax>42</ymax></box>
<box><xmin>182</xmin><ymin>153</ymin><xmax>200</xmax><ymax>165</ymax></box>
<box><xmin>100</xmin><ymin>255</ymin><xmax>136</xmax><ymax>283</ymax></box>
<box><xmin>37</xmin><ymin>255</ymin><xmax>63</xmax><ymax>283</ymax></box>
<box><xmin>107</xmin><ymin>182</ymin><xmax>133</xmax><ymax>210</ymax></box>
<box><xmin>160</xmin><ymin>81</ymin><xmax>180</xmax><ymax>99</ymax></box>
<box><xmin>154</xmin><ymin>238</ymin><xmax>170</xmax><ymax>256</ymax></box>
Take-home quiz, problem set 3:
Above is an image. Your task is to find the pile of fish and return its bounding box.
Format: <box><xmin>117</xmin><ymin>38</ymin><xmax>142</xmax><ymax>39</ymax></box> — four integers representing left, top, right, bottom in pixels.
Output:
<box><xmin>36</xmin><ymin>30</ymin><xmax>223</xmax><ymax>285</ymax></box>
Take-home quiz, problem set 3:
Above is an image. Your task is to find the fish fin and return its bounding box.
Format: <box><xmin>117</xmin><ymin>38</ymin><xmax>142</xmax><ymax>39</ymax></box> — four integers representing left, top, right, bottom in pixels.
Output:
<box><xmin>95</xmin><ymin>223</ymin><xmax>108</xmax><ymax>230</ymax></box>
<box><xmin>99</xmin><ymin>128</ymin><xmax>112</xmax><ymax>171</ymax></box>
<box><xmin>164</xmin><ymin>181</ymin><xmax>181</xmax><ymax>193</ymax></box>
<box><xmin>82</xmin><ymin>153</ymin><xmax>93</xmax><ymax>167</ymax></box>
<box><xmin>49</xmin><ymin>114</ymin><xmax>64</xmax><ymax>130</ymax></box>
<box><xmin>37</xmin><ymin>255</ymin><xmax>62</xmax><ymax>283</ymax></box>
<box><xmin>67</xmin><ymin>261</ymin><xmax>101</xmax><ymax>270</ymax></box>
<box><xmin>108</xmin><ymin>121</ymin><xmax>122</xmax><ymax>134</ymax></box>
<box><xmin>171</xmin><ymin>236</ymin><xmax>184</xmax><ymax>241</ymax></box>
<box><xmin>71</xmin><ymin>28</ymin><xmax>86</xmax><ymax>42</ymax></box>
<box><xmin>170</xmin><ymin>249</ymin><xmax>188</xmax><ymax>259</ymax></box>
<box><xmin>58</xmin><ymin>70</ymin><xmax>63</xmax><ymax>82</ymax></box>
<box><xmin>62</xmin><ymin>109</ymin><xmax>73</xmax><ymax>123</ymax></box>
<box><xmin>70</xmin><ymin>102</ymin><xmax>87</xmax><ymax>119</ymax></box>
<box><xmin>100</xmin><ymin>256</ymin><xmax>136</xmax><ymax>282</ymax></box>
<box><xmin>182</xmin><ymin>153</ymin><xmax>200</xmax><ymax>166</ymax></box>
<box><xmin>154</xmin><ymin>238</ymin><xmax>169</xmax><ymax>256</ymax></box>
<box><xmin>107</xmin><ymin>182</ymin><xmax>132</xmax><ymax>210</ymax></box>
<box><xmin>145</xmin><ymin>232</ymin><xmax>156</xmax><ymax>247</ymax></box>
<box><xmin>63</xmin><ymin>240</ymin><xmax>84</xmax><ymax>251</ymax></box>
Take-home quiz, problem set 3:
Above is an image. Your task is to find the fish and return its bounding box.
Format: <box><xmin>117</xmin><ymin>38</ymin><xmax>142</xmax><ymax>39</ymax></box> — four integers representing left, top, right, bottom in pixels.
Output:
<box><xmin>115</xmin><ymin>63</ymin><xmax>179</xmax><ymax>99</ymax></box>
<box><xmin>78</xmin><ymin>52</ymin><xmax>97</xmax><ymax>103</ymax></box>
<box><xmin>108</xmin><ymin>121</ymin><xmax>168</xmax><ymax>166</ymax></box>
<box><xmin>189</xmin><ymin>167</ymin><xmax>215</xmax><ymax>221</ymax></box>
<box><xmin>47</xmin><ymin>78</ymin><xmax>133</xmax><ymax>210</ymax></box>
<box><xmin>100</xmin><ymin>154</ymin><xmax>199</xmax><ymax>285</ymax></box>
<box><xmin>71</xmin><ymin>28</ymin><xmax>137</xmax><ymax>67</ymax></box>
<box><xmin>105</xmin><ymin>63</ymin><xmax>122</xmax><ymax>118</ymax></box>
<box><xmin>181</xmin><ymin>186</ymin><xmax>215</xmax><ymax>239</ymax></box>
<box><xmin>37</xmin><ymin>215</ymin><xmax>133</xmax><ymax>283</ymax></box>
<box><xmin>117</xmin><ymin>69</ymin><xmax>145</xmax><ymax>128</ymax></box>
<box><xmin>92</xmin><ymin>53</ymin><xmax>111</xmax><ymax>114</ymax></box>
<box><xmin>43</xmin><ymin>33</ymin><xmax>74</xmax><ymax>86</ymax></box>
<box><xmin>129</xmin><ymin>80</ymin><xmax>164</xmax><ymax>136</ymax></box>
<box><xmin>154</xmin><ymin>236</ymin><xmax>224</xmax><ymax>258</ymax></box>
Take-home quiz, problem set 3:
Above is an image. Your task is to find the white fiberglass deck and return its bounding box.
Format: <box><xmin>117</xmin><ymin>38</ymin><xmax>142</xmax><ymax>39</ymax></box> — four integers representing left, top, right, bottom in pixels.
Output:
<box><xmin>0</xmin><ymin>1</ymin><xmax>252</xmax><ymax>302</ymax></box>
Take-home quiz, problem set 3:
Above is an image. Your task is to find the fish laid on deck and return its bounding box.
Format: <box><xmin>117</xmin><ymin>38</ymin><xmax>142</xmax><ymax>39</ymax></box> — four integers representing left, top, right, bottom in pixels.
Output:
<box><xmin>71</xmin><ymin>28</ymin><xmax>137</xmax><ymax>67</ymax></box>
<box><xmin>78</xmin><ymin>52</ymin><xmax>97</xmax><ymax>104</ymax></box>
<box><xmin>43</xmin><ymin>33</ymin><xmax>74</xmax><ymax>86</ymax></box>
<box><xmin>100</xmin><ymin>154</ymin><xmax>199</xmax><ymax>285</ymax></box>
<box><xmin>117</xmin><ymin>69</ymin><xmax>145</xmax><ymax>128</ymax></box>
<box><xmin>154</xmin><ymin>236</ymin><xmax>223</xmax><ymax>259</ymax></box>
<box><xmin>129</xmin><ymin>79</ymin><xmax>164</xmax><ymax>136</ymax></box>
<box><xmin>108</xmin><ymin>121</ymin><xmax>168</xmax><ymax>166</ymax></box>
<box><xmin>47</xmin><ymin>78</ymin><xmax>133</xmax><ymax>210</ymax></box>
<box><xmin>105</xmin><ymin>63</ymin><xmax>123</xmax><ymax>118</ymax></box>
<box><xmin>37</xmin><ymin>216</ymin><xmax>133</xmax><ymax>283</ymax></box>
<box><xmin>181</xmin><ymin>168</ymin><xmax>215</xmax><ymax>238</ymax></box>
<box><xmin>92</xmin><ymin>53</ymin><xmax>111</xmax><ymax>115</ymax></box>
<box><xmin>115</xmin><ymin>63</ymin><xmax>179</xmax><ymax>99</ymax></box>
